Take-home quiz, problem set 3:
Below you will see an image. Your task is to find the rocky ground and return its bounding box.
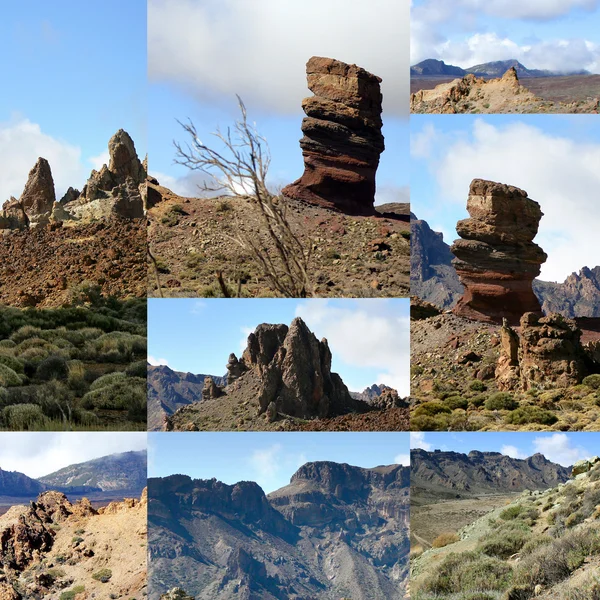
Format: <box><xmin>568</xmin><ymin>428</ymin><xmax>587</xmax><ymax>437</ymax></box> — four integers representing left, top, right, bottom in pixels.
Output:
<box><xmin>410</xmin><ymin>68</ymin><xmax>599</xmax><ymax>114</ymax></box>
<box><xmin>149</xmin><ymin>463</ymin><xmax>409</xmax><ymax>600</ymax></box>
<box><xmin>410</xmin><ymin>312</ymin><xmax>600</xmax><ymax>431</ymax></box>
<box><xmin>0</xmin><ymin>220</ymin><xmax>146</xmax><ymax>308</ymax></box>
<box><xmin>0</xmin><ymin>489</ymin><xmax>147</xmax><ymax>599</ymax></box>
<box><xmin>147</xmin><ymin>185</ymin><xmax>410</xmax><ymax>298</ymax></box>
<box><xmin>411</xmin><ymin>458</ymin><xmax>600</xmax><ymax>599</ymax></box>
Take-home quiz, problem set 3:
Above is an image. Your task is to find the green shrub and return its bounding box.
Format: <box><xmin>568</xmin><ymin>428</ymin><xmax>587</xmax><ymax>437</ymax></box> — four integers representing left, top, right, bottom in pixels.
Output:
<box><xmin>82</xmin><ymin>377</ymin><xmax>146</xmax><ymax>421</ymax></box>
<box><xmin>478</xmin><ymin>529</ymin><xmax>530</xmax><ymax>558</ymax></box>
<box><xmin>0</xmin><ymin>364</ymin><xmax>23</xmax><ymax>387</ymax></box>
<box><xmin>583</xmin><ymin>374</ymin><xmax>600</xmax><ymax>389</ymax></box>
<box><xmin>422</xmin><ymin>551</ymin><xmax>513</xmax><ymax>594</ymax></box>
<box><xmin>10</xmin><ymin>325</ymin><xmax>42</xmax><ymax>344</ymax></box>
<box><xmin>445</xmin><ymin>395</ymin><xmax>469</xmax><ymax>410</ymax></box>
<box><xmin>2</xmin><ymin>404</ymin><xmax>48</xmax><ymax>430</ymax></box>
<box><xmin>92</xmin><ymin>568</ymin><xmax>112</xmax><ymax>582</ymax></box>
<box><xmin>90</xmin><ymin>371</ymin><xmax>127</xmax><ymax>391</ymax></box>
<box><xmin>414</xmin><ymin>402</ymin><xmax>452</xmax><ymax>417</ymax></box>
<box><xmin>0</xmin><ymin>354</ymin><xmax>25</xmax><ymax>374</ymax></box>
<box><xmin>125</xmin><ymin>360</ymin><xmax>147</xmax><ymax>378</ymax></box>
<box><xmin>485</xmin><ymin>392</ymin><xmax>518</xmax><ymax>411</ymax></box>
<box><xmin>505</xmin><ymin>406</ymin><xmax>558</xmax><ymax>426</ymax></box>
<box><xmin>500</xmin><ymin>505</ymin><xmax>526</xmax><ymax>520</ymax></box>
<box><xmin>36</xmin><ymin>355</ymin><xmax>69</xmax><ymax>381</ymax></box>
<box><xmin>469</xmin><ymin>380</ymin><xmax>486</xmax><ymax>392</ymax></box>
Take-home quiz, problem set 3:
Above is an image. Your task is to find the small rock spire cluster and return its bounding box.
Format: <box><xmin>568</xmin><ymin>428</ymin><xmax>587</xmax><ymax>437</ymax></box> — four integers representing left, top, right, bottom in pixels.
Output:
<box><xmin>282</xmin><ymin>56</ymin><xmax>385</xmax><ymax>215</ymax></box>
<box><xmin>451</xmin><ymin>179</ymin><xmax>547</xmax><ymax>325</ymax></box>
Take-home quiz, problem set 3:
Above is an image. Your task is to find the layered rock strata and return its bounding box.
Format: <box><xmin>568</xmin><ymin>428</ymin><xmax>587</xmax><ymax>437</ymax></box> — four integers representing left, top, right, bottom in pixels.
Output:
<box><xmin>495</xmin><ymin>312</ymin><xmax>589</xmax><ymax>390</ymax></box>
<box><xmin>451</xmin><ymin>179</ymin><xmax>547</xmax><ymax>324</ymax></box>
<box><xmin>282</xmin><ymin>56</ymin><xmax>385</xmax><ymax>215</ymax></box>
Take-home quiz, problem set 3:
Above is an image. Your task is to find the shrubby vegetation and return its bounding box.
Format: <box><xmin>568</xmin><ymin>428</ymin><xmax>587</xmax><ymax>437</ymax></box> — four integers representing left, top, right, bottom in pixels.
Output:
<box><xmin>0</xmin><ymin>296</ymin><xmax>146</xmax><ymax>431</ymax></box>
<box><xmin>413</xmin><ymin>464</ymin><xmax>600</xmax><ymax>599</ymax></box>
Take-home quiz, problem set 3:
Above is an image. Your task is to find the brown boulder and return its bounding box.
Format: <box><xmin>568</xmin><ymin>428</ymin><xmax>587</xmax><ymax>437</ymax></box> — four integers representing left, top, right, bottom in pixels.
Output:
<box><xmin>451</xmin><ymin>179</ymin><xmax>547</xmax><ymax>325</ymax></box>
<box><xmin>282</xmin><ymin>56</ymin><xmax>385</xmax><ymax>215</ymax></box>
<box><xmin>202</xmin><ymin>376</ymin><xmax>224</xmax><ymax>401</ymax></box>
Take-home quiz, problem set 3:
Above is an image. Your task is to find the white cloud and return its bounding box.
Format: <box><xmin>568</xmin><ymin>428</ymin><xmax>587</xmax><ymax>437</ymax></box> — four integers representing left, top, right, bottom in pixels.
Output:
<box><xmin>239</xmin><ymin>326</ymin><xmax>254</xmax><ymax>353</ymax></box>
<box><xmin>149</xmin><ymin>0</ymin><xmax>409</xmax><ymax>116</ymax></box>
<box><xmin>501</xmin><ymin>444</ymin><xmax>527</xmax><ymax>459</ymax></box>
<box><xmin>0</xmin><ymin>433</ymin><xmax>146</xmax><ymax>479</ymax></box>
<box><xmin>423</xmin><ymin>119</ymin><xmax>600</xmax><ymax>281</ymax></box>
<box><xmin>190</xmin><ymin>300</ymin><xmax>206</xmax><ymax>315</ymax></box>
<box><xmin>0</xmin><ymin>117</ymin><xmax>89</xmax><ymax>203</ymax></box>
<box><xmin>295</xmin><ymin>300</ymin><xmax>410</xmax><ymax>396</ymax></box>
<box><xmin>410</xmin><ymin>0</ymin><xmax>600</xmax><ymax>72</ymax></box>
<box><xmin>532</xmin><ymin>433</ymin><xmax>589</xmax><ymax>466</ymax></box>
<box><xmin>148</xmin><ymin>355</ymin><xmax>170</xmax><ymax>366</ymax></box>
<box><xmin>88</xmin><ymin>150</ymin><xmax>110</xmax><ymax>172</ymax></box>
<box><xmin>394</xmin><ymin>453</ymin><xmax>411</xmax><ymax>466</ymax></box>
<box><xmin>411</xmin><ymin>432</ymin><xmax>432</xmax><ymax>450</ymax></box>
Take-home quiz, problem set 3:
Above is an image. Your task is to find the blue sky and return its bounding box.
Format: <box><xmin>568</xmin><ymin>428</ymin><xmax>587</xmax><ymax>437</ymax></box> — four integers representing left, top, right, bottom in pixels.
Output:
<box><xmin>411</xmin><ymin>0</ymin><xmax>600</xmax><ymax>73</ymax></box>
<box><xmin>147</xmin><ymin>0</ymin><xmax>410</xmax><ymax>205</ymax></box>
<box><xmin>149</xmin><ymin>432</ymin><xmax>409</xmax><ymax>493</ymax></box>
<box><xmin>148</xmin><ymin>298</ymin><xmax>410</xmax><ymax>395</ymax></box>
<box><xmin>411</xmin><ymin>432</ymin><xmax>600</xmax><ymax>468</ymax></box>
<box><xmin>411</xmin><ymin>114</ymin><xmax>600</xmax><ymax>282</ymax></box>
<box><xmin>0</xmin><ymin>1</ymin><xmax>146</xmax><ymax>201</ymax></box>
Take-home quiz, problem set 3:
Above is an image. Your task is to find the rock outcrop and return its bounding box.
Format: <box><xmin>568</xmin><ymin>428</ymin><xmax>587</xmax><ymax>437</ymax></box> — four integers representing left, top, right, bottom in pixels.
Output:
<box><xmin>64</xmin><ymin>129</ymin><xmax>146</xmax><ymax>221</ymax></box>
<box><xmin>1</xmin><ymin>158</ymin><xmax>56</xmax><ymax>229</ymax></box>
<box><xmin>411</xmin><ymin>67</ymin><xmax>599</xmax><ymax>114</ymax></box>
<box><xmin>282</xmin><ymin>56</ymin><xmax>385</xmax><ymax>215</ymax></box>
<box><xmin>495</xmin><ymin>312</ymin><xmax>589</xmax><ymax>391</ymax></box>
<box><xmin>451</xmin><ymin>179</ymin><xmax>547</xmax><ymax>325</ymax></box>
<box><xmin>239</xmin><ymin>317</ymin><xmax>355</xmax><ymax>418</ymax></box>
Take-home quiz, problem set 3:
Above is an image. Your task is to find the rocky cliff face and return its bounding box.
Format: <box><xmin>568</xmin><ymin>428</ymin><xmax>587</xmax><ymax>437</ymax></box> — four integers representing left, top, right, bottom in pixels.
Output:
<box><xmin>282</xmin><ymin>56</ymin><xmax>385</xmax><ymax>215</ymax></box>
<box><xmin>411</xmin><ymin>214</ymin><xmax>463</xmax><ymax>308</ymax></box>
<box><xmin>411</xmin><ymin>449</ymin><xmax>570</xmax><ymax>502</ymax></box>
<box><xmin>451</xmin><ymin>179</ymin><xmax>547</xmax><ymax>324</ymax></box>
<box><xmin>534</xmin><ymin>266</ymin><xmax>600</xmax><ymax>318</ymax></box>
<box><xmin>148</xmin><ymin>463</ymin><xmax>409</xmax><ymax>600</ymax></box>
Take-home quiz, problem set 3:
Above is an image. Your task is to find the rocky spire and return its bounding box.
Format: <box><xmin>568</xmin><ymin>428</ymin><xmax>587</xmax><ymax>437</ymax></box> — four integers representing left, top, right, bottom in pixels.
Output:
<box><xmin>282</xmin><ymin>56</ymin><xmax>385</xmax><ymax>215</ymax></box>
<box><xmin>451</xmin><ymin>179</ymin><xmax>547</xmax><ymax>324</ymax></box>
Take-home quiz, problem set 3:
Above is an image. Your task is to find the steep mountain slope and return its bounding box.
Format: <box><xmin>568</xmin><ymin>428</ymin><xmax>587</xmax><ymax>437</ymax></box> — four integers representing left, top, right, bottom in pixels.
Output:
<box><xmin>410</xmin><ymin>59</ymin><xmax>466</xmax><ymax>77</ymax></box>
<box><xmin>147</xmin><ymin>365</ymin><xmax>225</xmax><ymax>430</ymax></box>
<box><xmin>0</xmin><ymin>469</ymin><xmax>46</xmax><ymax>497</ymax></box>
<box><xmin>410</xmin><ymin>215</ymin><xmax>463</xmax><ymax>308</ymax></box>
<box><xmin>149</xmin><ymin>462</ymin><xmax>410</xmax><ymax>599</ymax></box>
<box><xmin>38</xmin><ymin>450</ymin><xmax>147</xmax><ymax>495</ymax></box>
<box><xmin>411</xmin><ymin>449</ymin><xmax>570</xmax><ymax>502</ymax></box>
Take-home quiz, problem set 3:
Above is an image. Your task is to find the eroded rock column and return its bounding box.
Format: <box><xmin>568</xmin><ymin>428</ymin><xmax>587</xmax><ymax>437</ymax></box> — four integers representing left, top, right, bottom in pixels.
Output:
<box><xmin>451</xmin><ymin>179</ymin><xmax>547</xmax><ymax>324</ymax></box>
<box><xmin>282</xmin><ymin>56</ymin><xmax>385</xmax><ymax>215</ymax></box>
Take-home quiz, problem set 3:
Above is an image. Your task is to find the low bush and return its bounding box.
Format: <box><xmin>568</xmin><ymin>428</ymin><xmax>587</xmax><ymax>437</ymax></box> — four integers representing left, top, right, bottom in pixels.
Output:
<box><xmin>36</xmin><ymin>356</ymin><xmax>69</xmax><ymax>382</ymax></box>
<box><xmin>92</xmin><ymin>568</ymin><xmax>112</xmax><ymax>583</ymax></box>
<box><xmin>505</xmin><ymin>406</ymin><xmax>558</xmax><ymax>426</ymax></box>
<box><xmin>0</xmin><ymin>364</ymin><xmax>22</xmax><ymax>387</ymax></box>
<box><xmin>432</xmin><ymin>532</ymin><xmax>460</xmax><ymax>548</ymax></box>
<box><xmin>485</xmin><ymin>392</ymin><xmax>518</xmax><ymax>411</ymax></box>
<box><xmin>2</xmin><ymin>404</ymin><xmax>47</xmax><ymax>430</ymax></box>
<box><xmin>583</xmin><ymin>374</ymin><xmax>600</xmax><ymax>390</ymax></box>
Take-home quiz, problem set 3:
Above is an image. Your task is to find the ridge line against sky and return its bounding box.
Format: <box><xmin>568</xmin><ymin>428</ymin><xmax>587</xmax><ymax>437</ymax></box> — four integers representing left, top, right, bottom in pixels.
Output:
<box><xmin>411</xmin><ymin>0</ymin><xmax>600</xmax><ymax>74</ymax></box>
<box><xmin>0</xmin><ymin>433</ymin><xmax>147</xmax><ymax>479</ymax></box>
<box><xmin>149</xmin><ymin>432</ymin><xmax>410</xmax><ymax>494</ymax></box>
<box><xmin>410</xmin><ymin>432</ymin><xmax>600</xmax><ymax>467</ymax></box>
<box><xmin>148</xmin><ymin>298</ymin><xmax>411</xmax><ymax>396</ymax></box>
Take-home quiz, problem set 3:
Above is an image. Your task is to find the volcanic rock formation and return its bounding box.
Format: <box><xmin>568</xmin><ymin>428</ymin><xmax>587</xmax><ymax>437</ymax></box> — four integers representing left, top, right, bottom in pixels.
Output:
<box><xmin>282</xmin><ymin>56</ymin><xmax>385</xmax><ymax>215</ymax></box>
<box><xmin>0</xmin><ymin>158</ymin><xmax>56</xmax><ymax>229</ymax></box>
<box><xmin>451</xmin><ymin>179</ymin><xmax>547</xmax><ymax>325</ymax></box>
<box><xmin>495</xmin><ymin>312</ymin><xmax>590</xmax><ymax>391</ymax></box>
